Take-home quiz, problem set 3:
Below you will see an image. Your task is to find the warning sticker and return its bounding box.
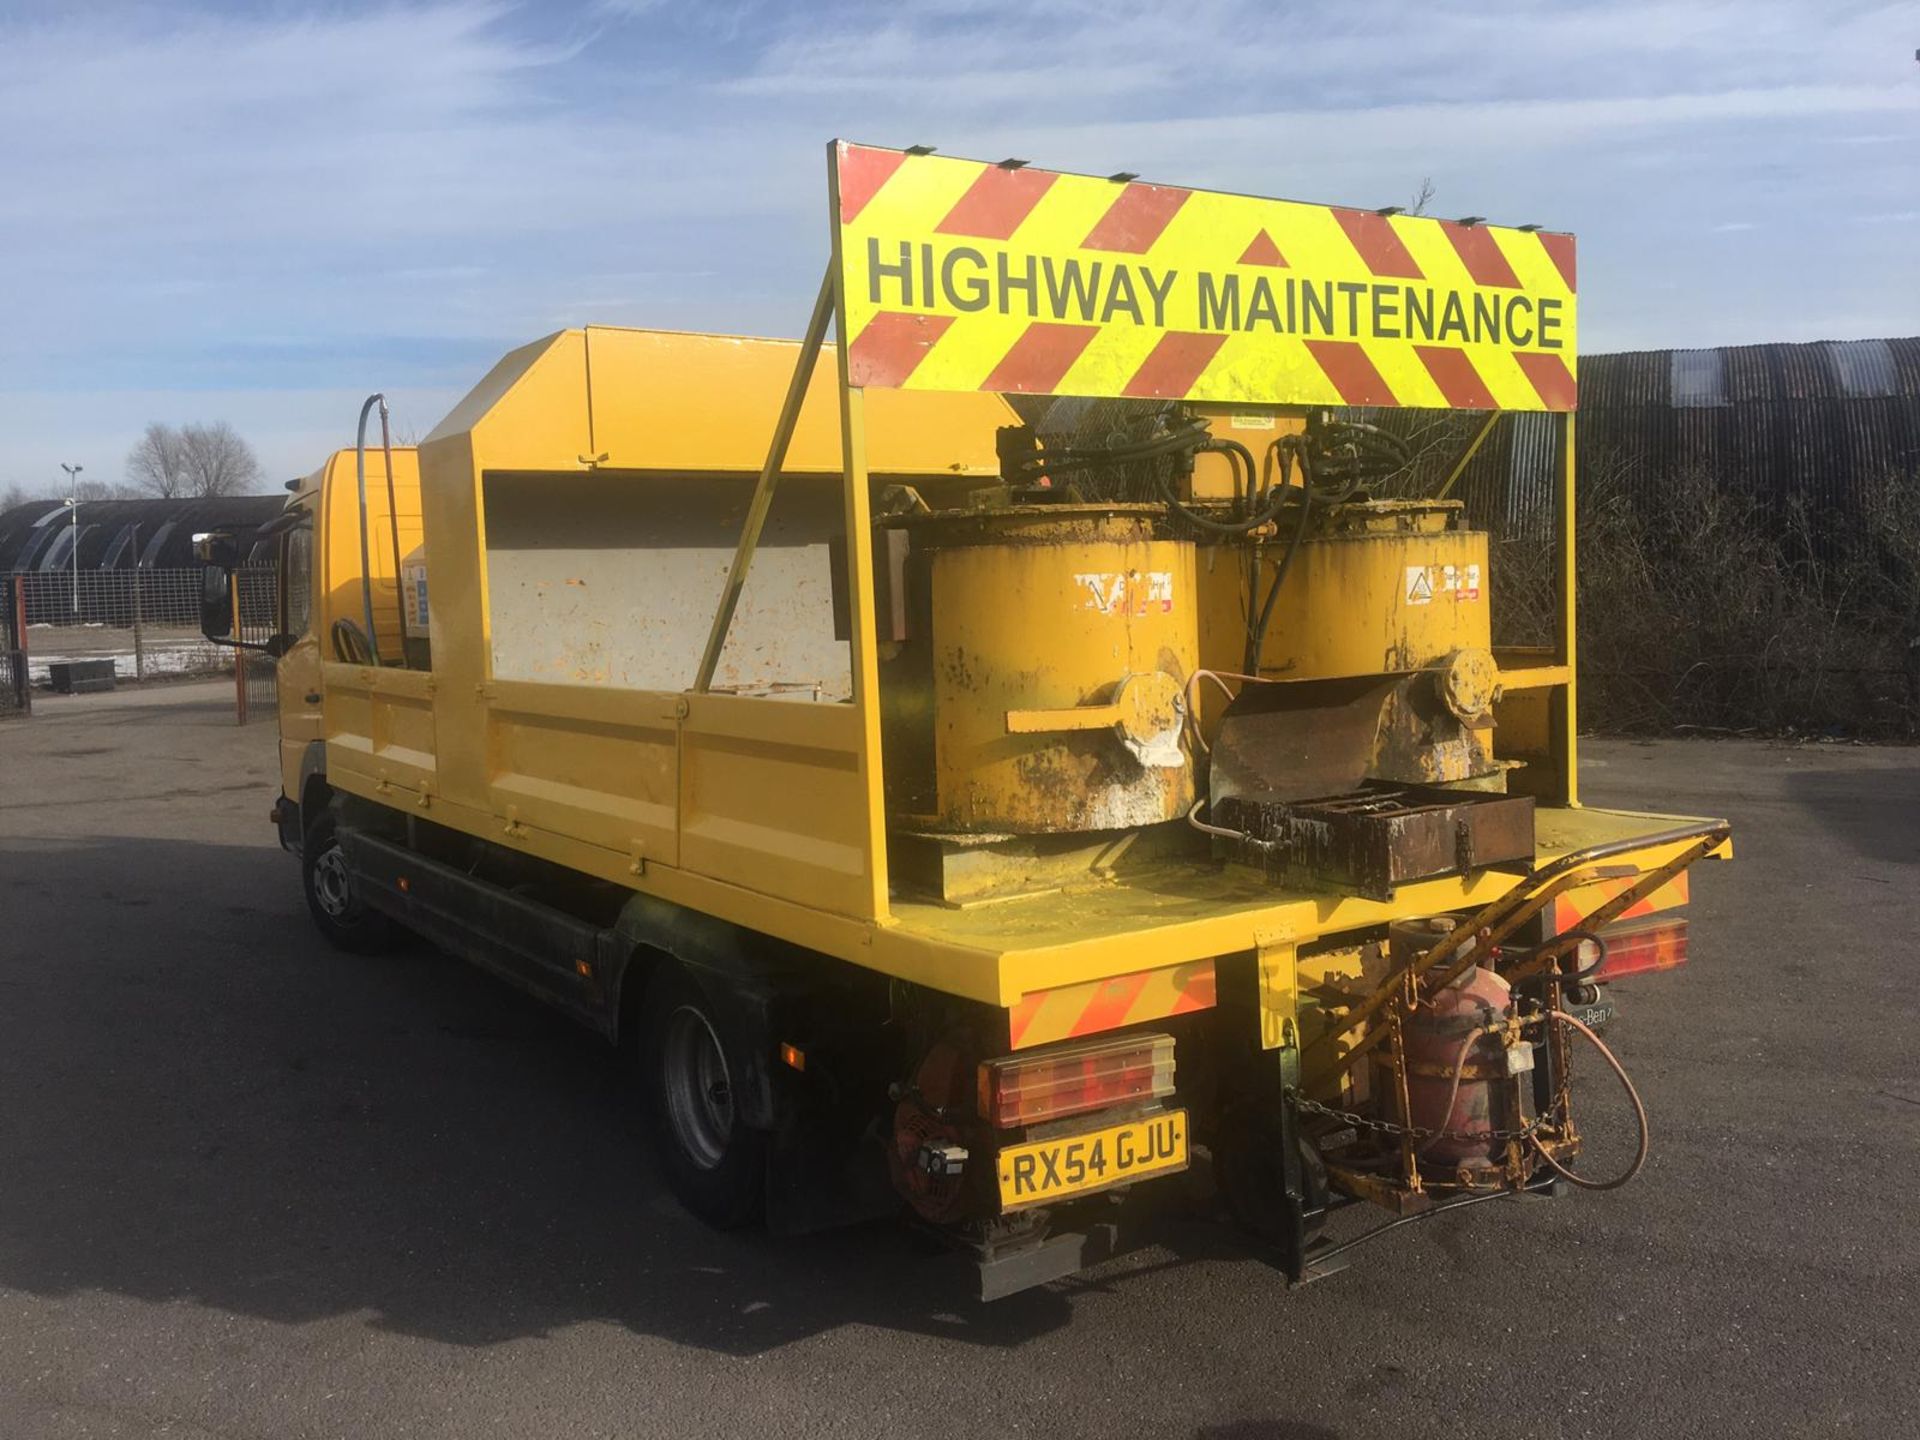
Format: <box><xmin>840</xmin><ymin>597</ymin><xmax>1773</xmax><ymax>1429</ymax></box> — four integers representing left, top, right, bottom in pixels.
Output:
<box><xmin>1076</xmin><ymin>570</ymin><xmax>1174</xmax><ymax>615</ymax></box>
<box><xmin>1405</xmin><ymin>562</ymin><xmax>1482</xmax><ymax>605</ymax></box>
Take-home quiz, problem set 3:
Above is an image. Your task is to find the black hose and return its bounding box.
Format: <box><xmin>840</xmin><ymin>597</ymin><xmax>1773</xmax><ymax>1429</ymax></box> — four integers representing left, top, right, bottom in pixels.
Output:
<box><xmin>1309</xmin><ymin>418</ymin><xmax>1412</xmax><ymax>484</ymax></box>
<box><xmin>1202</xmin><ymin>439</ymin><xmax>1259</xmax><ymax>516</ymax></box>
<box><xmin>1012</xmin><ymin>423</ymin><xmax>1211</xmax><ymax>481</ymax></box>
<box><xmin>1255</xmin><ymin>440</ymin><xmax>1282</xmax><ymax>510</ymax></box>
<box><xmin>1234</xmin><ymin>418</ymin><xmax>1416</xmax><ymax>672</ymax></box>
<box><xmin>1151</xmin><ymin>436</ymin><xmax>1283</xmax><ymax>536</ymax></box>
<box><xmin>1242</xmin><ymin>483</ymin><xmax>1314</xmax><ymax>673</ymax></box>
<box><xmin>1160</xmin><ymin>471</ymin><xmax>1297</xmax><ymax>536</ymax></box>
<box><xmin>1042</xmin><ymin>423</ymin><xmax>1208</xmax><ymax>463</ymax></box>
<box><xmin>1303</xmin><ymin>1187</ymin><xmax>1518</xmax><ymax>1269</ymax></box>
<box><xmin>1239</xmin><ymin>434</ymin><xmax>1316</xmax><ymax>673</ymax></box>
<box><xmin>1563</xmin><ymin>930</ymin><xmax>1608</xmax><ymax>983</ymax></box>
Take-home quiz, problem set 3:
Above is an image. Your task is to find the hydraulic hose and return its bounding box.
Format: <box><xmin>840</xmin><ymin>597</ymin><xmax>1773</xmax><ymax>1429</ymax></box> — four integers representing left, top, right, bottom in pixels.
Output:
<box><xmin>1013</xmin><ymin>422</ymin><xmax>1211</xmax><ymax>483</ymax></box>
<box><xmin>1182</xmin><ymin>666</ymin><xmax>1262</xmax><ymax>754</ymax></box>
<box><xmin>1563</xmin><ymin>930</ymin><xmax>1609</xmax><ymax>983</ymax></box>
<box><xmin>1237</xmin><ymin>419</ymin><xmax>1412</xmax><ymax>673</ymax></box>
<box><xmin>1161</xmin><ymin>477</ymin><xmax>1294</xmax><ymax>535</ymax></box>
<box><xmin>1185</xmin><ymin>795</ymin><xmax>1244</xmax><ymax>841</ymax></box>
<box><xmin>1303</xmin><ymin>1188</ymin><xmax>1516</xmax><ymax>1269</ymax></box>
<box><xmin>1528</xmin><ymin>1010</ymin><xmax>1649</xmax><ymax>1191</ymax></box>
<box><xmin>353</xmin><ymin>394</ymin><xmax>387</xmax><ymax>667</ymax></box>
<box><xmin>1243</xmin><ymin>482</ymin><xmax>1314</xmax><ymax>674</ymax></box>
<box><xmin>1203</xmin><ymin>438</ymin><xmax>1259</xmax><ymax>511</ymax></box>
<box><xmin>1158</xmin><ymin>435</ymin><xmax>1295</xmax><ymax>536</ymax></box>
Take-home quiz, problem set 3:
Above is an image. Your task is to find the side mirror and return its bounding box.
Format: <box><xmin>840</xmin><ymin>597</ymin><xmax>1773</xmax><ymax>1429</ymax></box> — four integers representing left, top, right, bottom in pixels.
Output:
<box><xmin>264</xmin><ymin>632</ymin><xmax>297</xmax><ymax>659</ymax></box>
<box><xmin>199</xmin><ymin>565</ymin><xmax>233</xmax><ymax>640</ymax></box>
<box><xmin>191</xmin><ymin>530</ymin><xmax>240</xmax><ymax>568</ymax></box>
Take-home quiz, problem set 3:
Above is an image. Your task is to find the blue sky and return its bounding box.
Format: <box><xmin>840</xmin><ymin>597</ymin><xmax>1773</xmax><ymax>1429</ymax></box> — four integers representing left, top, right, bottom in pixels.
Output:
<box><xmin>1</xmin><ymin>0</ymin><xmax>1915</xmax><ymax>491</ymax></box>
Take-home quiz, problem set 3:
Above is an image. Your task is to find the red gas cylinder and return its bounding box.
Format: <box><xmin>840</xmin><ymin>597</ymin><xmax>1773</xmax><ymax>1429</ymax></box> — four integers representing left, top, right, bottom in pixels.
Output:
<box><xmin>1389</xmin><ymin>918</ymin><xmax>1517</xmax><ymax>1167</ymax></box>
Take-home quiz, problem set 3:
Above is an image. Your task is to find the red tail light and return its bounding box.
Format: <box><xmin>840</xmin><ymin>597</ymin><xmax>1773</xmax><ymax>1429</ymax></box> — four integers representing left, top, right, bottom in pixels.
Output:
<box><xmin>978</xmin><ymin>1034</ymin><xmax>1175</xmax><ymax>1129</ymax></box>
<box><xmin>1591</xmin><ymin>917</ymin><xmax>1689</xmax><ymax>981</ymax></box>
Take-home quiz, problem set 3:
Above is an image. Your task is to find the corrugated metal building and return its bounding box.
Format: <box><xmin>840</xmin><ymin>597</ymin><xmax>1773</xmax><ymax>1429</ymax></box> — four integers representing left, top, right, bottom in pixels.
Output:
<box><xmin>0</xmin><ymin>495</ymin><xmax>287</xmax><ymax>575</ymax></box>
<box><xmin>1452</xmin><ymin>337</ymin><xmax>1920</xmax><ymax>538</ymax></box>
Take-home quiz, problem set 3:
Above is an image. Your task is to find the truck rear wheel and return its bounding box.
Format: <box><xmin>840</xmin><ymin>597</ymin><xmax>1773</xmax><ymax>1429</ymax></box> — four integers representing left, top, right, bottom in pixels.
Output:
<box><xmin>641</xmin><ymin>965</ymin><xmax>766</xmax><ymax>1229</ymax></box>
<box><xmin>301</xmin><ymin>812</ymin><xmax>398</xmax><ymax>955</ymax></box>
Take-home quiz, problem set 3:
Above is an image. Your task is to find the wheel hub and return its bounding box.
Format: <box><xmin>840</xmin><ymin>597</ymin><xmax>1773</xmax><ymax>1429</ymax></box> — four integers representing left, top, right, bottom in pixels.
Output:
<box><xmin>663</xmin><ymin>1005</ymin><xmax>733</xmax><ymax>1171</ymax></box>
<box><xmin>312</xmin><ymin>845</ymin><xmax>356</xmax><ymax>919</ymax></box>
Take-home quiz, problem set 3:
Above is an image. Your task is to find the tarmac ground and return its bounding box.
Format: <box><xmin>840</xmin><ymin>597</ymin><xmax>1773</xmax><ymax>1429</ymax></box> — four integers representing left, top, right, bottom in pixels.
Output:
<box><xmin>1</xmin><ymin>681</ymin><xmax>1914</xmax><ymax>1439</ymax></box>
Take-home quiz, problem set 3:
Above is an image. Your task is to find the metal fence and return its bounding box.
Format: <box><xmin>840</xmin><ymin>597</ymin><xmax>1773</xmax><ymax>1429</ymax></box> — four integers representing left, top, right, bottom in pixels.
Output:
<box><xmin>234</xmin><ymin>567</ymin><xmax>279</xmax><ymax>722</ymax></box>
<box><xmin>2</xmin><ymin>568</ymin><xmax>277</xmax><ymax>719</ymax></box>
<box><xmin>1</xmin><ymin>577</ymin><xmax>27</xmax><ymax>719</ymax></box>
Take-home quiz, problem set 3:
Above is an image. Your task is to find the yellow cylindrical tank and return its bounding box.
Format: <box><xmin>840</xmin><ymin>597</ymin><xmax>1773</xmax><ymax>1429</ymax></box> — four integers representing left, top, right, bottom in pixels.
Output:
<box><xmin>1198</xmin><ymin>499</ymin><xmax>1491</xmax><ymax>680</ymax></box>
<box><xmin>902</xmin><ymin>505</ymin><xmax>1198</xmax><ymax>835</ymax></box>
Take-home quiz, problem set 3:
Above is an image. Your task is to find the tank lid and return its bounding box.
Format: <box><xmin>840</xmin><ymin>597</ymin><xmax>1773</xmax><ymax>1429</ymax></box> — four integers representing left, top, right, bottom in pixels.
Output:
<box><xmin>882</xmin><ymin>502</ymin><xmax>1171</xmax><ymax>546</ymax></box>
<box><xmin>1313</xmin><ymin>497</ymin><xmax>1469</xmax><ymax>538</ymax></box>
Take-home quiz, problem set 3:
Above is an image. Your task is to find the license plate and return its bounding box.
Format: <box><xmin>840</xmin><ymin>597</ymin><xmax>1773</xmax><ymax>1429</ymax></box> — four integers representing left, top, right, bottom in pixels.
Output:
<box><xmin>996</xmin><ymin>1110</ymin><xmax>1188</xmax><ymax>1211</ymax></box>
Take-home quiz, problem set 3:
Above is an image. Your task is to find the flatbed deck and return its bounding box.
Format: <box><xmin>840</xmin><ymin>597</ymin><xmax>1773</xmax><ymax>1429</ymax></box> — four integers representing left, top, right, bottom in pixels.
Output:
<box><xmin>884</xmin><ymin>804</ymin><xmax>1729</xmax><ymax>1002</ymax></box>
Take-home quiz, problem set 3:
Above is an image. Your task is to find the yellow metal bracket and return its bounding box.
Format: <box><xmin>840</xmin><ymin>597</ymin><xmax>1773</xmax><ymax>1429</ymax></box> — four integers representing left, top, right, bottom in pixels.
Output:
<box><xmin>1004</xmin><ymin>670</ymin><xmax>1186</xmax><ymax>746</ymax></box>
<box><xmin>1435</xmin><ymin>412</ymin><xmax>1501</xmax><ymax>500</ymax></box>
<box><xmin>1005</xmin><ymin>701</ymin><xmax>1125</xmax><ymax>734</ymax></box>
<box><xmin>1301</xmin><ymin>817</ymin><xmax>1731</xmax><ymax>1089</ymax></box>
<box><xmin>1255</xmin><ymin>925</ymin><xmax>1300</xmax><ymax>1053</ymax></box>
<box><xmin>692</xmin><ymin>268</ymin><xmax>837</xmax><ymax>694</ymax></box>
<box><xmin>1504</xmin><ymin>829</ymin><xmax>1728</xmax><ymax>984</ymax></box>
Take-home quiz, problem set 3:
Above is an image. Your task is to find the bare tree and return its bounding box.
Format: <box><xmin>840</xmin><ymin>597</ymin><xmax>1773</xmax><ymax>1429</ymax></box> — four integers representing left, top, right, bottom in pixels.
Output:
<box><xmin>128</xmin><ymin>420</ymin><xmax>263</xmax><ymax>497</ymax></box>
<box><xmin>1407</xmin><ymin>176</ymin><xmax>1436</xmax><ymax>216</ymax></box>
<box><xmin>180</xmin><ymin>421</ymin><xmax>263</xmax><ymax>496</ymax></box>
<box><xmin>72</xmin><ymin>478</ymin><xmax>135</xmax><ymax>501</ymax></box>
<box><xmin>3</xmin><ymin>477</ymin><xmax>133</xmax><ymax>508</ymax></box>
<box><xmin>127</xmin><ymin>421</ymin><xmax>190</xmax><ymax>498</ymax></box>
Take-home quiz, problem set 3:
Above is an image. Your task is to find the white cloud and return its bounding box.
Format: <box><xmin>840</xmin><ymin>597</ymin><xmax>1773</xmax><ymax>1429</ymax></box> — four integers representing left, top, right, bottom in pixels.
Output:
<box><xmin>0</xmin><ymin>0</ymin><xmax>1916</xmax><ymax>482</ymax></box>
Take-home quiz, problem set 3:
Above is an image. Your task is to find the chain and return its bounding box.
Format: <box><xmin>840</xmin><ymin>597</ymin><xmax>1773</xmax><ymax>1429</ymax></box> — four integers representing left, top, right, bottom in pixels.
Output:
<box><xmin>1284</xmin><ymin>1084</ymin><xmax>1567</xmax><ymax>1145</ymax></box>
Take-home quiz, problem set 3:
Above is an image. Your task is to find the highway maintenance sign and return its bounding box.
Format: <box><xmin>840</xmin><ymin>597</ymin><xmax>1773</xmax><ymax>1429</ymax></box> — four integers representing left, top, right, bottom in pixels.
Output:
<box><xmin>830</xmin><ymin>141</ymin><xmax>1577</xmax><ymax>411</ymax></box>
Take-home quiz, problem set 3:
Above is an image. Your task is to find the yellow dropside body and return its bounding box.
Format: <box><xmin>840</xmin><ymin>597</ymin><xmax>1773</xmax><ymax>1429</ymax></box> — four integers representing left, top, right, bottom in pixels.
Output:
<box><xmin>300</xmin><ymin>324</ymin><xmax>1724</xmax><ymax>1026</ymax></box>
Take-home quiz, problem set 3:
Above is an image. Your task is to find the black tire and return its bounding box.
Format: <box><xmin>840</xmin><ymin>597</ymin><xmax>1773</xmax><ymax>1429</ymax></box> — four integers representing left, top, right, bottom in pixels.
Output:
<box><xmin>301</xmin><ymin>810</ymin><xmax>398</xmax><ymax>955</ymax></box>
<box><xmin>640</xmin><ymin>964</ymin><xmax>766</xmax><ymax>1229</ymax></box>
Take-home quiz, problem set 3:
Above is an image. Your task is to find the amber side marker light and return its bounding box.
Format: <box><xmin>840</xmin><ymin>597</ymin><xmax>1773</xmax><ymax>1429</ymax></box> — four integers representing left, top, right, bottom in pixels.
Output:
<box><xmin>978</xmin><ymin>1033</ymin><xmax>1175</xmax><ymax>1129</ymax></box>
<box><xmin>1591</xmin><ymin>917</ymin><xmax>1690</xmax><ymax>981</ymax></box>
<box><xmin>779</xmin><ymin>1042</ymin><xmax>806</xmax><ymax>1072</ymax></box>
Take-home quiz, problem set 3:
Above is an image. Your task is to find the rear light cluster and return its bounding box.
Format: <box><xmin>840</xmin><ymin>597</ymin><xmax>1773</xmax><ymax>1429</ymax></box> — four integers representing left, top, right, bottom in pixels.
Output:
<box><xmin>1590</xmin><ymin>917</ymin><xmax>1689</xmax><ymax>980</ymax></box>
<box><xmin>978</xmin><ymin>1033</ymin><xmax>1175</xmax><ymax>1129</ymax></box>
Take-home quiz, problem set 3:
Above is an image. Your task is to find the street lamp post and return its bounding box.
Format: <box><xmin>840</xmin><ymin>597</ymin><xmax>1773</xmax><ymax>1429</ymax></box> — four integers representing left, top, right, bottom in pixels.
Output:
<box><xmin>59</xmin><ymin>464</ymin><xmax>83</xmax><ymax>617</ymax></box>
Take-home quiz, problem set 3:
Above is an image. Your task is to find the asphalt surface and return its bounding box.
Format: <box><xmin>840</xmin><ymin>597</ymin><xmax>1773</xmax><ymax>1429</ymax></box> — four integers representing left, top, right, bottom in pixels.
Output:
<box><xmin>1</xmin><ymin>681</ymin><xmax>1915</xmax><ymax>1439</ymax></box>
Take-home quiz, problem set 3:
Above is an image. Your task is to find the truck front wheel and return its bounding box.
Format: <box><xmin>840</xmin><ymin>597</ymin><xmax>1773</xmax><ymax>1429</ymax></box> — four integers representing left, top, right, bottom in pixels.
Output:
<box><xmin>641</xmin><ymin>965</ymin><xmax>766</xmax><ymax>1228</ymax></box>
<box><xmin>301</xmin><ymin>812</ymin><xmax>397</xmax><ymax>955</ymax></box>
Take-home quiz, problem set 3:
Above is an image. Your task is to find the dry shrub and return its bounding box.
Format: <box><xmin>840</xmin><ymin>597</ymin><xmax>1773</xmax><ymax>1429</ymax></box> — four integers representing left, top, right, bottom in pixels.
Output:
<box><xmin>1499</xmin><ymin>452</ymin><xmax>1920</xmax><ymax>737</ymax></box>
<box><xmin>1234</xmin><ymin>405</ymin><xmax>1917</xmax><ymax>738</ymax></box>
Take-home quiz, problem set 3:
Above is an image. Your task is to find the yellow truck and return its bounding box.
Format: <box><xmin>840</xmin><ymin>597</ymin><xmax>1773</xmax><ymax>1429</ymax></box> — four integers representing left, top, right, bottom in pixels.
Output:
<box><xmin>197</xmin><ymin>144</ymin><xmax>1727</xmax><ymax>1297</ymax></box>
